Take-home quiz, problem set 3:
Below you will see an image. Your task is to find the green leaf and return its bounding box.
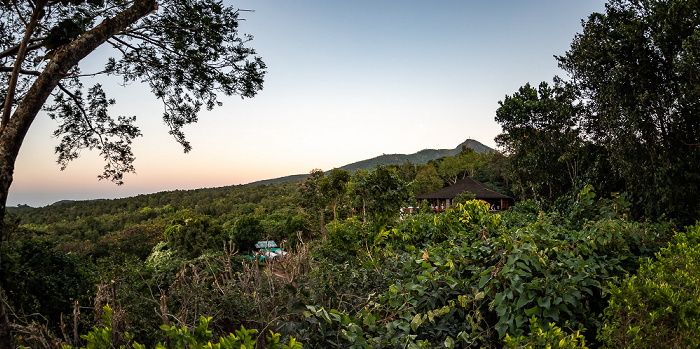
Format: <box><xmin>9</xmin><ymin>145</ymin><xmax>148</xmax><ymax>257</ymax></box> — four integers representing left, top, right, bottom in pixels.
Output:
<box><xmin>478</xmin><ymin>273</ymin><xmax>491</xmax><ymax>289</ymax></box>
<box><xmin>523</xmin><ymin>305</ymin><xmax>539</xmax><ymax>317</ymax></box>
<box><xmin>515</xmin><ymin>291</ymin><xmax>531</xmax><ymax>309</ymax></box>
<box><xmin>410</xmin><ymin>313</ymin><xmax>424</xmax><ymax>332</ymax></box>
<box><xmin>444</xmin><ymin>336</ymin><xmax>455</xmax><ymax>349</ymax></box>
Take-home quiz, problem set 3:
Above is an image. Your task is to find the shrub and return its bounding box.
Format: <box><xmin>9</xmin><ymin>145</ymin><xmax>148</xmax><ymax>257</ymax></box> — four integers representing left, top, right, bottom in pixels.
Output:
<box><xmin>59</xmin><ymin>304</ymin><xmax>302</xmax><ymax>349</ymax></box>
<box><xmin>504</xmin><ymin>317</ymin><xmax>588</xmax><ymax>349</ymax></box>
<box><xmin>598</xmin><ymin>222</ymin><xmax>700</xmax><ymax>348</ymax></box>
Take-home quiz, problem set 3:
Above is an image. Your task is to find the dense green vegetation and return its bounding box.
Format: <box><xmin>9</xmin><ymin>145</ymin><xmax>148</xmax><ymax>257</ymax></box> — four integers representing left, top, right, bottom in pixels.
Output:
<box><xmin>3</xmin><ymin>157</ymin><xmax>698</xmax><ymax>348</ymax></box>
<box><xmin>1</xmin><ymin>0</ymin><xmax>698</xmax><ymax>348</ymax></box>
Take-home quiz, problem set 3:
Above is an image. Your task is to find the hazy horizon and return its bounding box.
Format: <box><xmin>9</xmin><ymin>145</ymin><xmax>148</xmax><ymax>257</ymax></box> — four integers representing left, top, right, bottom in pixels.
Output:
<box><xmin>8</xmin><ymin>0</ymin><xmax>607</xmax><ymax>207</ymax></box>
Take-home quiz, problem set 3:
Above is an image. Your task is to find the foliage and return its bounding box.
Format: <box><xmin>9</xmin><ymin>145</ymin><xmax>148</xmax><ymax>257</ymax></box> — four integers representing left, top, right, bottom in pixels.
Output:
<box><xmin>352</xmin><ymin>165</ymin><xmax>412</xmax><ymax>226</ymax></box>
<box><xmin>11</xmin><ymin>182</ymin><xmax>300</xmax><ymax>241</ymax></box>
<box><xmin>1</xmin><ymin>177</ymin><xmax>683</xmax><ymax>349</ymax></box>
<box><xmin>413</xmin><ymin>164</ymin><xmax>443</xmax><ymax>196</ymax></box>
<box><xmin>60</xmin><ymin>304</ymin><xmax>302</xmax><ymax>349</ymax></box>
<box><xmin>230</xmin><ymin>214</ymin><xmax>265</xmax><ymax>252</ymax></box>
<box><xmin>298</xmin><ymin>169</ymin><xmax>331</xmax><ymax>236</ymax></box>
<box><xmin>92</xmin><ymin>224</ymin><xmax>164</xmax><ymax>260</ymax></box>
<box><xmin>503</xmin><ymin>317</ymin><xmax>588</xmax><ymax>349</ymax></box>
<box><xmin>0</xmin><ymin>238</ymin><xmax>93</xmax><ymax>328</ymax></box>
<box><xmin>495</xmin><ymin>80</ymin><xmax>585</xmax><ymax>201</ymax></box>
<box><xmin>322</xmin><ymin>169</ymin><xmax>352</xmax><ymax>221</ymax></box>
<box><xmin>165</xmin><ymin>212</ymin><xmax>227</xmax><ymax>259</ymax></box>
<box><xmin>492</xmin><ymin>0</ymin><xmax>700</xmax><ymax>225</ymax></box>
<box><xmin>437</xmin><ymin>147</ymin><xmax>487</xmax><ymax>185</ymax></box>
<box><xmin>598</xmin><ymin>222</ymin><xmax>700</xmax><ymax>348</ymax></box>
<box><xmin>452</xmin><ymin>191</ymin><xmax>476</xmax><ymax>205</ymax></box>
<box><xmin>556</xmin><ymin>0</ymin><xmax>700</xmax><ymax>222</ymax></box>
<box><xmin>287</xmin><ymin>198</ymin><xmax>673</xmax><ymax>348</ymax></box>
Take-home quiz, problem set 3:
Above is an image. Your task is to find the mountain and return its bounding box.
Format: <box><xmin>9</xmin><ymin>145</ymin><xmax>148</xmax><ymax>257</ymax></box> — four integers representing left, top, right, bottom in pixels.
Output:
<box><xmin>250</xmin><ymin>139</ymin><xmax>492</xmax><ymax>185</ymax></box>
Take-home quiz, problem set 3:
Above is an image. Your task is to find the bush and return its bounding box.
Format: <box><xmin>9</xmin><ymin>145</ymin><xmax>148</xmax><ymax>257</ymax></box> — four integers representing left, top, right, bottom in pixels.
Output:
<box><xmin>1</xmin><ymin>239</ymin><xmax>93</xmax><ymax>328</ymax></box>
<box><xmin>598</xmin><ymin>222</ymin><xmax>700</xmax><ymax>348</ymax></box>
<box><xmin>504</xmin><ymin>317</ymin><xmax>588</xmax><ymax>349</ymax></box>
<box><xmin>59</xmin><ymin>304</ymin><xmax>302</xmax><ymax>349</ymax></box>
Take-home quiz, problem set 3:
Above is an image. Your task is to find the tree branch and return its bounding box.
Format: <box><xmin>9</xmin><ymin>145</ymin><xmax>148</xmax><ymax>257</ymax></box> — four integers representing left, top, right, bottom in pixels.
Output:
<box><xmin>1</xmin><ymin>0</ymin><xmax>47</xmax><ymax>135</ymax></box>
<box><xmin>0</xmin><ymin>40</ymin><xmax>45</xmax><ymax>60</ymax></box>
<box><xmin>118</xmin><ymin>31</ymin><xmax>181</xmax><ymax>57</ymax></box>
<box><xmin>106</xmin><ymin>38</ymin><xmax>162</xmax><ymax>67</ymax></box>
<box><xmin>0</xmin><ymin>67</ymin><xmax>41</xmax><ymax>76</ymax></box>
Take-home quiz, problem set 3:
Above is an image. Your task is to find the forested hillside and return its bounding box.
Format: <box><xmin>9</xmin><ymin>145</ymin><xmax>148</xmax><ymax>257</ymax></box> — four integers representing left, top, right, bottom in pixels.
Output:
<box><xmin>2</xmin><ymin>0</ymin><xmax>699</xmax><ymax>348</ymax></box>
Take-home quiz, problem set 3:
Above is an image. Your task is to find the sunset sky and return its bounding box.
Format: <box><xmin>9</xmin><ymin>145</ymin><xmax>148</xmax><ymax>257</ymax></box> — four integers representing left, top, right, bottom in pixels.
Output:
<box><xmin>8</xmin><ymin>0</ymin><xmax>607</xmax><ymax>207</ymax></box>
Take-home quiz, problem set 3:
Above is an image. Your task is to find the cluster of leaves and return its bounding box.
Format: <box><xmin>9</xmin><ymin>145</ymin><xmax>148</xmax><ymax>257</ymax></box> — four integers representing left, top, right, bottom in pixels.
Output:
<box><xmin>283</xmin><ymin>197</ymin><xmax>675</xmax><ymax>348</ymax></box>
<box><xmin>0</xmin><ymin>238</ymin><xmax>93</xmax><ymax>326</ymax></box>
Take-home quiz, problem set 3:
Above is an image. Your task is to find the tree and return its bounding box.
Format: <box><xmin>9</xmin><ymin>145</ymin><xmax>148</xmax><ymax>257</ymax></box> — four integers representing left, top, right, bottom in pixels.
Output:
<box><xmin>298</xmin><ymin>169</ymin><xmax>329</xmax><ymax>237</ymax></box>
<box><xmin>362</xmin><ymin>165</ymin><xmax>412</xmax><ymax>225</ymax></box>
<box><xmin>395</xmin><ymin>160</ymin><xmax>417</xmax><ymax>183</ymax></box>
<box><xmin>436</xmin><ymin>148</ymin><xmax>488</xmax><ymax>186</ymax></box>
<box><xmin>437</xmin><ymin>154</ymin><xmax>465</xmax><ymax>186</ymax></box>
<box><xmin>321</xmin><ymin>168</ymin><xmax>351</xmax><ymax>221</ymax></box>
<box><xmin>1</xmin><ymin>0</ymin><xmax>265</xmax><ymax>344</ymax></box>
<box><xmin>413</xmin><ymin>163</ymin><xmax>442</xmax><ymax>195</ymax></box>
<box><xmin>349</xmin><ymin>169</ymin><xmax>370</xmax><ymax>219</ymax></box>
<box><xmin>495</xmin><ymin>81</ymin><xmax>585</xmax><ymax>200</ymax></box>
<box><xmin>349</xmin><ymin>166</ymin><xmax>411</xmax><ymax>224</ymax></box>
<box><xmin>230</xmin><ymin>214</ymin><xmax>264</xmax><ymax>252</ymax></box>
<box><xmin>557</xmin><ymin>0</ymin><xmax>700</xmax><ymax>220</ymax></box>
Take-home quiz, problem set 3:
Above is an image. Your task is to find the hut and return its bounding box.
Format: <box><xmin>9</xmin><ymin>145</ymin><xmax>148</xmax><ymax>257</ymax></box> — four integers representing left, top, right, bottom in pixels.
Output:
<box><xmin>414</xmin><ymin>177</ymin><xmax>514</xmax><ymax>212</ymax></box>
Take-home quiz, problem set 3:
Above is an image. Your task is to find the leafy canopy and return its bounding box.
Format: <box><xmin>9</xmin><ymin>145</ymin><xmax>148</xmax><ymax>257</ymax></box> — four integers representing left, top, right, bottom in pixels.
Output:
<box><xmin>1</xmin><ymin>0</ymin><xmax>266</xmax><ymax>183</ymax></box>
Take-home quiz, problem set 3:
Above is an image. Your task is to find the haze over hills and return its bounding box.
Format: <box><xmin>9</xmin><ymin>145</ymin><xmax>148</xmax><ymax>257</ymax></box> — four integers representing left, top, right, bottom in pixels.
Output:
<box><xmin>249</xmin><ymin>138</ymin><xmax>492</xmax><ymax>185</ymax></box>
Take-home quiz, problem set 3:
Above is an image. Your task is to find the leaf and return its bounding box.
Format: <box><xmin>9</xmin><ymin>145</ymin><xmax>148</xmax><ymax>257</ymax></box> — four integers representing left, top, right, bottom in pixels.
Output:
<box><xmin>524</xmin><ymin>305</ymin><xmax>539</xmax><ymax>317</ymax></box>
<box><xmin>515</xmin><ymin>291</ymin><xmax>531</xmax><ymax>309</ymax></box>
<box><xmin>444</xmin><ymin>336</ymin><xmax>455</xmax><ymax>349</ymax></box>
<box><xmin>478</xmin><ymin>273</ymin><xmax>491</xmax><ymax>289</ymax></box>
<box><xmin>410</xmin><ymin>313</ymin><xmax>424</xmax><ymax>332</ymax></box>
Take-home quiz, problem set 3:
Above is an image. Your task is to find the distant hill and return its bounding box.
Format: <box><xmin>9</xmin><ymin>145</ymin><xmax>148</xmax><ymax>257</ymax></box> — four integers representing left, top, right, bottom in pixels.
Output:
<box><xmin>9</xmin><ymin>139</ymin><xmax>492</xmax><ymax>209</ymax></box>
<box><xmin>251</xmin><ymin>139</ymin><xmax>492</xmax><ymax>185</ymax></box>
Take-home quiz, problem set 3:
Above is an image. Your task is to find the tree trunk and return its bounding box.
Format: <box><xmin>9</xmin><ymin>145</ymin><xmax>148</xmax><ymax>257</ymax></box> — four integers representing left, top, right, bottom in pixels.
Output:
<box><xmin>0</xmin><ymin>0</ymin><xmax>157</xmax><ymax>346</ymax></box>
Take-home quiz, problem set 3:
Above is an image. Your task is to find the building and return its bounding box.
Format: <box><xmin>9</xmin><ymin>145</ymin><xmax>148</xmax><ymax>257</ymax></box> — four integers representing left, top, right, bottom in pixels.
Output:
<box><xmin>413</xmin><ymin>177</ymin><xmax>514</xmax><ymax>212</ymax></box>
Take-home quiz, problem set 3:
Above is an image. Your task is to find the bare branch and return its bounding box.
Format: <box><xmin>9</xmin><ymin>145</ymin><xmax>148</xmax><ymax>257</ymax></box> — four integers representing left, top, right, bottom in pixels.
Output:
<box><xmin>11</xmin><ymin>0</ymin><xmax>30</xmax><ymax>28</ymax></box>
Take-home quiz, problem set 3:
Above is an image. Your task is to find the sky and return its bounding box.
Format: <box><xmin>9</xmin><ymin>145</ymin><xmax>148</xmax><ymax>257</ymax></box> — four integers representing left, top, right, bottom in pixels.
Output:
<box><xmin>8</xmin><ymin>0</ymin><xmax>607</xmax><ymax>207</ymax></box>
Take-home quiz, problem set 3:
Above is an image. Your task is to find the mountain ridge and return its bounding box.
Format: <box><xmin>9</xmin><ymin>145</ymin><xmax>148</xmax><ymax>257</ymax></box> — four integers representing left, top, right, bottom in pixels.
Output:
<box><xmin>249</xmin><ymin>138</ymin><xmax>492</xmax><ymax>185</ymax></box>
